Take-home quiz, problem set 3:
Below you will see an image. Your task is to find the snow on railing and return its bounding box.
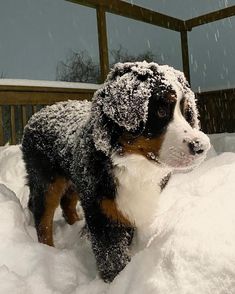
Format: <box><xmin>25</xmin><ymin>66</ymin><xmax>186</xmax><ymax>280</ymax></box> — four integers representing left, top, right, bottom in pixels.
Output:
<box><xmin>0</xmin><ymin>79</ymin><xmax>101</xmax><ymax>145</ymax></box>
<box><xmin>0</xmin><ymin>79</ymin><xmax>101</xmax><ymax>90</ymax></box>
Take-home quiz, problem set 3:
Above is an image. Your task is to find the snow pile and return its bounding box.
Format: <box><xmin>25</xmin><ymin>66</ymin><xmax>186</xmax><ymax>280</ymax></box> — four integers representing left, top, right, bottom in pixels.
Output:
<box><xmin>0</xmin><ymin>141</ymin><xmax>235</xmax><ymax>293</ymax></box>
<box><xmin>110</xmin><ymin>152</ymin><xmax>235</xmax><ymax>293</ymax></box>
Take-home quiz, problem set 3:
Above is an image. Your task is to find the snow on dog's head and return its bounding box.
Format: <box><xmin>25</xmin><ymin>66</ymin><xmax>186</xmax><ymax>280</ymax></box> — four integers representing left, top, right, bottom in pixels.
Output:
<box><xmin>91</xmin><ymin>61</ymin><xmax>210</xmax><ymax>169</ymax></box>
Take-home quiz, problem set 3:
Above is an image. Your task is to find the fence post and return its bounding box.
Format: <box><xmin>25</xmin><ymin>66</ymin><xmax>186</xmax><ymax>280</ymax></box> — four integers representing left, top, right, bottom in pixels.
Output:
<box><xmin>0</xmin><ymin>106</ymin><xmax>4</xmax><ymax>145</ymax></box>
<box><xmin>180</xmin><ymin>30</ymin><xmax>191</xmax><ymax>85</ymax></box>
<box><xmin>96</xmin><ymin>5</ymin><xmax>109</xmax><ymax>83</ymax></box>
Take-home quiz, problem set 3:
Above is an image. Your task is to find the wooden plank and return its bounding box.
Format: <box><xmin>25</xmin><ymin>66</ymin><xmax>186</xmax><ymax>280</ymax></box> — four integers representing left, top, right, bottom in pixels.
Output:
<box><xmin>32</xmin><ymin>105</ymin><xmax>37</xmax><ymax>114</ymax></box>
<box><xmin>180</xmin><ymin>31</ymin><xmax>191</xmax><ymax>84</ymax></box>
<box><xmin>196</xmin><ymin>87</ymin><xmax>235</xmax><ymax>97</ymax></box>
<box><xmin>22</xmin><ymin>105</ymin><xmax>27</xmax><ymax>127</ymax></box>
<box><xmin>10</xmin><ymin>106</ymin><xmax>16</xmax><ymax>145</ymax></box>
<box><xmin>96</xmin><ymin>6</ymin><xmax>109</xmax><ymax>82</ymax></box>
<box><xmin>0</xmin><ymin>88</ymin><xmax>96</xmax><ymax>105</ymax></box>
<box><xmin>67</xmin><ymin>0</ymin><xmax>185</xmax><ymax>31</ymax></box>
<box><xmin>185</xmin><ymin>5</ymin><xmax>235</xmax><ymax>30</ymax></box>
<box><xmin>0</xmin><ymin>80</ymin><xmax>102</xmax><ymax>93</ymax></box>
<box><xmin>0</xmin><ymin>106</ymin><xmax>4</xmax><ymax>145</ymax></box>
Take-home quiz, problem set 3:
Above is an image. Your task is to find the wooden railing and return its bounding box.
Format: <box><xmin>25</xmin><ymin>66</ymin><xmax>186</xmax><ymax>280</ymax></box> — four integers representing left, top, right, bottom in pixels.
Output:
<box><xmin>197</xmin><ymin>88</ymin><xmax>235</xmax><ymax>134</ymax></box>
<box><xmin>0</xmin><ymin>82</ymin><xmax>234</xmax><ymax>146</ymax></box>
<box><xmin>0</xmin><ymin>81</ymin><xmax>99</xmax><ymax>145</ymax></box>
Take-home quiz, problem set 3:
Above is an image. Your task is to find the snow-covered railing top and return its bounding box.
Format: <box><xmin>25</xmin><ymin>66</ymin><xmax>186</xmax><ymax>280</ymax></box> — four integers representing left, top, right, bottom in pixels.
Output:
<box><xmin>0</xmin><ymin>79</ymin><xmax>101</xmax><ymax>90</ymax></box>
<box><xmin>0</xmin><ymin>78</ymin><xmax>100</xmax><ymax>107</ymax></box>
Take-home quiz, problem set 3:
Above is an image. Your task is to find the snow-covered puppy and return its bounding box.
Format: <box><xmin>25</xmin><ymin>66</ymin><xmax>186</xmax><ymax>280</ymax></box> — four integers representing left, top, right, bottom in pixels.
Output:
<box><xmin>21</xmin><ymin>61</ymin><xmax>210</xmax><ymax>282</ymax></box>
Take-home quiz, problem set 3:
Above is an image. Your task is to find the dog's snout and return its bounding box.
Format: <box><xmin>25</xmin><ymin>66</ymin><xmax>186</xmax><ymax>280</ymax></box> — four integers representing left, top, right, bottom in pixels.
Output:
<box><xmin>188</xmin><ymin>140</ymin><xmax>204</xmax><ymax>155</ymax></box>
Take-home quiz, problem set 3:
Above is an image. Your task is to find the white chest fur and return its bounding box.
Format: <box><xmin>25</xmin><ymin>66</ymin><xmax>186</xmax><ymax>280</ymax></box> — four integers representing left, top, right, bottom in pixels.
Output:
<box><xmin>112</xmin><ymin>154</ymin><xmax>172</xmax><ymax>229</ymax></box>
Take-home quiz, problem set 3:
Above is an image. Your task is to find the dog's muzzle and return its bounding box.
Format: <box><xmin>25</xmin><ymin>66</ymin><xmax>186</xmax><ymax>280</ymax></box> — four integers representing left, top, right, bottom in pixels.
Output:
<box><xmin>186</xmin><ymin>136</ymin><xmax>210</xmax><ymax>156</ymax></box>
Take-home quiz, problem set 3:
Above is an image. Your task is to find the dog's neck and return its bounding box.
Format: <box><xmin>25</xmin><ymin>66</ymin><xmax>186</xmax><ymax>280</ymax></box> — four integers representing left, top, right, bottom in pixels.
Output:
<box><xmin>112</xmin><ymin>153</ymin><xmax>172</xmax><ymax>230</ymax></box>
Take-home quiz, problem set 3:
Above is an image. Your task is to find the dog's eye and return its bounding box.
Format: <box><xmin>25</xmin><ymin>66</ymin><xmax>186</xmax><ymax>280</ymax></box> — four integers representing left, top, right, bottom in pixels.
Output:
<box><xmin>157</xmin><ymin>107</ymin><xmax>167</xmax><ymax>118</ymax></box>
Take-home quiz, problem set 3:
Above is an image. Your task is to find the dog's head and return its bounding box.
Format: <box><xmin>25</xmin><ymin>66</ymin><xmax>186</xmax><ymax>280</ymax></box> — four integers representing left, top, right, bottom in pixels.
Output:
<box><xmin>91</xmin><ymin>61</ymin><xmax>210</xmax><ymax>170</ymax></box>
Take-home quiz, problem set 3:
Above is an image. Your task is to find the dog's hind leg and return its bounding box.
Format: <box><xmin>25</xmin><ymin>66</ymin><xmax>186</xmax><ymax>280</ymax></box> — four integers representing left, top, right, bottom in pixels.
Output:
<box><xmin>37</xmin><ymin>176</ymin><xmax>69</xmax><ymax>246</ymax></box>
<box><xmin>60</xmin><ymin>185</ymin><xmax>81</xmax><ymax>225</ymax></box>
<box><xmin>29</xmin><ymin>176</ymin><xmax>68</xmax><ymax>247</ymax></box>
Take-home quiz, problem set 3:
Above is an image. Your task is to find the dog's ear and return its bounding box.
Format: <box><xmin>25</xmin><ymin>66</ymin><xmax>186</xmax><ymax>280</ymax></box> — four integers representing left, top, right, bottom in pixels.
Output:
<box><xmin>172</xmin><ymin>68</ymin><xmax>200</xmax><ymax>130</ymax></box>
<box><xmin>91</xmin><ymin>62</ymin><xmax>156</xmax><ymax>154</ymax></box>
<box><xmin>96</xmin><ymin>62</ymin><xmax>155</xmax><ymax>130</ymax></box>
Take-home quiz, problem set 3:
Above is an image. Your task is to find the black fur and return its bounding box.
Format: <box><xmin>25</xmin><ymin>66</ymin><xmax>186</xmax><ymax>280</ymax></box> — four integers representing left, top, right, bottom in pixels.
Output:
<box><xmin>22</xmin><ymin>109</ymin><xmax>134</xmax><ymax>282</ymax></box>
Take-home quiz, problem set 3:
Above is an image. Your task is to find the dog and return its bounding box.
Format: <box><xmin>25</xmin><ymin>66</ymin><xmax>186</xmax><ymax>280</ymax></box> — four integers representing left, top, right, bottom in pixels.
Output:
<box><xmin>21</xmin><ymin>61</ymin><xmax>210</xmax><ymax>282</ymax></box>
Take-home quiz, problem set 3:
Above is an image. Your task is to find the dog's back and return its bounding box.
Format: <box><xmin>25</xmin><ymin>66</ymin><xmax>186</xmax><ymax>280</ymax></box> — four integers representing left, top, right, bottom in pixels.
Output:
<box><xmin>21</xmin><ymin>99</ymin><xmax>92</xmax><ymax>247</ymax></box>
<box><xmin>22</xmin><ymin>100</ymin><xmax>91</xmax><ymax>176</ymax></box>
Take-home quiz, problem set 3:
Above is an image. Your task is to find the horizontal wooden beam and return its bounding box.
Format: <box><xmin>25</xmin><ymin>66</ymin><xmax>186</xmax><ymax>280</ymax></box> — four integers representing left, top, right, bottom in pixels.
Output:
<box><xmin>67</xmin><ymin>0</ymin><xmax>185</xmax><ymax>31</ymax></box>
<box><xmin>196</xmin><ymin>87</ymin><xmax>235</xmax><ymax>98</ymax></box>
<box><xmin>0</xmin><ymin>85</ymin><xmax>96</xmax><ymax>105</ymax></box>
<box><xmin>185</xmin><ymin>5</ymin><xmax>235</xmax><ymax>30</ymax></box>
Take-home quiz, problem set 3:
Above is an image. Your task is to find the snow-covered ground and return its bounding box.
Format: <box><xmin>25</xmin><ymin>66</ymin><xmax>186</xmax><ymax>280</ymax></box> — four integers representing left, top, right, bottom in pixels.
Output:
<box><xmin>0</xmin><ymin>133</ymin><xmax>235</xmax><ymax>294</ymax></box>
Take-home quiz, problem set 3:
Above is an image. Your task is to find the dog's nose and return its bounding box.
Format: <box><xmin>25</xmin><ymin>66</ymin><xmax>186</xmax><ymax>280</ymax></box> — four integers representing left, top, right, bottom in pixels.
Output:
<box><xmin>188</xmin><ymin>140</ymin><xmax>204</xmax><ymax>155</ymax></box>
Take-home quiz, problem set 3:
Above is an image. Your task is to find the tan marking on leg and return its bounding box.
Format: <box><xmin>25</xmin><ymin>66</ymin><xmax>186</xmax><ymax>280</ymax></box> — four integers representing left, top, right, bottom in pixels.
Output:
<box><xmin>100</xmin><ymin>199</ymin><xmax>132</xmax><ymax>226</ymax></box>
<box><xmin>37</xmin><ymin>177</ymin><xmax>68</xmax><ymax>247</ymax></box>
<box><xmin>60</xmin><ymin>187</ymin><xmax>81</xmax><ymax>225</ymax></box>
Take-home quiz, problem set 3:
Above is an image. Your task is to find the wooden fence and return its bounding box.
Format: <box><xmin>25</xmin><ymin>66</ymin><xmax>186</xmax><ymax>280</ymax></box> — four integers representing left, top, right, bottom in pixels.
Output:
<box><xmin>0</xmin><ymin>83</ymin><xmax>234</xmax><ymax>146</ymax></box>
<box><xmin>197</xmin><ymin>88</ymin><xmax>235</xmax><ymax>134</ymax></box>
<box><xmin>0</xmin><ymin>83</ymin><xmax>98</xmax><ymax>145</ymax></box>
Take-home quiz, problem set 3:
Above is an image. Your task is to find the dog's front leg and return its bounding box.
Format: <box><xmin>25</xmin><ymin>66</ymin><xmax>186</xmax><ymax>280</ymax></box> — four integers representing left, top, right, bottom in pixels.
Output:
<box><xmin>92</xmin><ymin>224</ymin><xmax>134</xmax><ymax>282</ymax></box>
<box><xmin>83</xmin><ymin>203</ymin><xmax>134</xmax><ymax>283</ymax></box>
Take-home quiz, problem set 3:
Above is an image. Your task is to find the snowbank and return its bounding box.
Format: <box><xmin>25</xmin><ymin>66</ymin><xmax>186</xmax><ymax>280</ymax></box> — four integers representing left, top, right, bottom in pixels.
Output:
<box><xmin>109</xmin><ymin>152</ymin><xmax>235</xmax><ymax>294</ymax></box>
<box><xmin>0</xmin><ymin>138</ymin><xmax>235</xmax><ymax>293</ymax></box>
<box><xmin>209</xmin><ymin>132</ymin><xmax>235</xmax><ymax>154</ymax></box>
